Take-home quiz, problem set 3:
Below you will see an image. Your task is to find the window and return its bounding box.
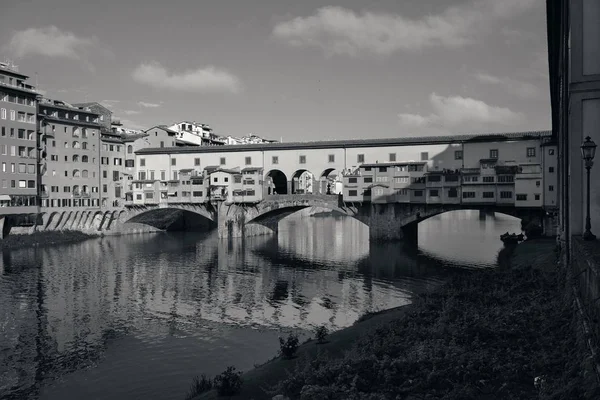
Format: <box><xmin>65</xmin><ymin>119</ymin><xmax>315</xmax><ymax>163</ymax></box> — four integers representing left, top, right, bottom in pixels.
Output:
<box><xmin>363</xmin><ymin>177</ymin><xmax>373</xmax><ymax>183</ymax></box>
<box><xmin>194</xmin><ymin>158</ymin><xmax>200</xmax><ymax>166</ymax></box>
<box><xmin>482</xmin><ymin>192</ymin><xmax>495</xmax><ymax>198</ymax></box>
<box><xmin>299</xmin><ymin>155</ymin><xmax>306</xmax><ymax>164</ymax></box>
<box><xmin>160</xmin><ymin>141</ymin><xmax>164</xmax><ymax>148</ymax></box>
<box><xmin>348</xmin><ymin>177</ymin><xmax>357</xmax><ymax>184</ymax></box>
<box><xmin>234</xmin><ymin>175</ymin><xmax>242</xmax><ymax>183</ymax></box>
<box><xmin>389</xmin><ymin>153</ymin><xmax>396</xmax><ymax>162</ymax></box>
<box><xmin>272</xmin><ymin>156</ymin><xmax>279</xmax><ymax>164</ymax></box>
<box><xmin>429</xmin><ymin>189</ymin><xmax>439</xmax><ymax>197</ymax></box>
<box><xmin>497</xmin><ymin>176</ymin><xmax>514</xmax><ymax>183</ymax></box>
<box><xmin>145</xmin><ymin>192</ymin><xmax>154</xmax><ymax>199</ymax></box>
<box><xmin>161</xmin><ymin>171</ymin><xmax>166</xmax><ymax>180</ymax></box>
<box><xmin>103</xmin><ymin>171</ymin><xmax>108</xmax><ymax>178</ymax></box>
<box><xmin>363</xmin><ymin>167</ymin><xmax>371</xmax><ymax>172</ymax></box>
<box><xmin>113</xmin><ymin>171</ymin><xmax>119</xmax><ymax>181</ymax></box>
<box><xmin>0</xmin><ymin>108</ymin><xmax>5</xmax><ymax>119</ymax></box>
<box><xmin>549</xmin><ymin>167</ymin><xmax>554</xmax><ymax>173</ymax></box>
<box><xmin>490</xmin><ymin>149</ymin><xmax>499</xmax><ymax>159</ymax></box>
<box><xmin>516</xmin><ymin>194</ymin><xmax>527</xmax><ymax>201</ymax></box>
<box><xmin>536</xmin><ymin>181</ymin><xmax>540</xmax><ymax>187</ymax></box>
<box><xmin>140</xmin><ymin>158</ymin><xmax>146</xmax><ymax>167</ymax></box>
<box><xmin>213</xmin><ymin>177</ymin><xmax>218</xmax><ymax>183</ymax></box>
<box><xmin>357</xmin><ymin>154</ymin><xmax>365</xmax><ymax>163</ymax></box>
<box><xmin>394</xmin><ymin>177</ymin><xmax>409</xmax><ymax>183</ymax></box>
<box><xmin>125</xmin><ymin>159</ymin><xmax>134</xmax><ymax>167</ymax></box>
<box><xmin>421</xmin><ymin>152</ymin><xmax>428</xmax><ymax>161</ymax></box>
<box><xmin>224</xmin><ymin>177</ymin><xmax>229</xmax><ymax>183</ymax></box>
<box><xmin>482</xmin><ymin>176</ymin><xmax>494</xmax><ymax>183</ymax></box>
<box><xmin>462</xmin><ymin>191</ymin><xmax>476</xmax><ymax>198</ymax></box>
<box><xmin>18</xmin><ymin>180</ymin><xmax>26</xmax><ymax>188</ymax></box>
<box><xmin>245</xmin><ymin>157</ymin><xmax>252</xmax><ymax>165</ymax></box>
<box><xmin>328</xmin><ymin>154</ymin><xmax>335</xmax><ymax>163</ymax></box>
<box><xmin>348</xmin><ymin>190</ymin><xmax>358</xmax><ymax>196</ymax></box>
<box><xmin>535</xmin><ymin>194</ymin><xmax>540</xmax><ymax>200</ymax></box>
<box><xmin>171</xmin><ymin>158</ymin><xmax>176</xmax><ymax>166</ymax></box>
<box><xmin>414</xmin><ymin>190</ymin><xmax>423</xmax><ymax>197</ymax></box>
<box><xmin>500</xmin><ymin>191</ymin><xmax>512</xmax><ymax>199</ymax></box>
<box><xmin>454</xmin><ymin>150</ymin><xmax>463</xmax><ymax>160</ymax></box>
<box><xmin>220</xmin><ymin>157</ymin><xmax>226</xmax><ymax>165</ymax></box>
<box><xmin>448</xmin><ymin>188</ymin><xmax>458</xmax><ymax>198</ymax></box>
<box><xmin>376</xmin><ymin>176</ymin><xmax>388</xmax><ymax>182</ymax></box>
<box><xmin>549</xmin><ymin>185</ymin><xmax>554</xmax><ymax>192</ymax></box>
<box><xmin>427</xmin><ymin>175</ymin><xmax>441</xmax><ymax>182</ymax></box>
<box><xmin>526</xmin><ymin>147</ymin><xmax>536</xmax><ymax>157</ymax></box>
<box><xmin>549</xmin><ymin>149</ymin><xmax>555</xmax><ymax>155</ymax></box>
<box><xmin>193</xmin><ymin>191</ymin><xmax>203</xmax><ymax>197</ymax></box>
<box><xmin>127</xmin><ymin>145</ymin><xmax>133</xmax><ymax>154</ymax></box>
<box><xmin>378</xmin><ymin>167</ymin><xmax>387</xmax><ymax>172</ymax></box>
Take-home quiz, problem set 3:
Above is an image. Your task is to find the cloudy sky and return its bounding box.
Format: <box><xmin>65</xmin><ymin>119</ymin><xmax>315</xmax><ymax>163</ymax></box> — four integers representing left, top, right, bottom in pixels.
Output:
<box><xmin>0</xmin><ymin>0</ymin><xmax>550</xmax><ymax>141</ymax></box>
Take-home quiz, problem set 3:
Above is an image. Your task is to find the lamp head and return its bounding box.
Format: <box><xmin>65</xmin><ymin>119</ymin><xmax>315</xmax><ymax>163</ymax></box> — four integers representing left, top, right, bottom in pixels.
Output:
<box><xmin>581</xmin><ymin>136</ymin><xmax>597</xmax><ymax>162</ymax></box>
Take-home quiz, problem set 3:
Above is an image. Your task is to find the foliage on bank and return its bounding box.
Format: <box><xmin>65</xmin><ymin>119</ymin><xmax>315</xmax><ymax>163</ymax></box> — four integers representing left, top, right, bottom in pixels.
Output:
<box><xmin>0</xmin><ymin>230</ymin><xmax>97</xmax><ymax>251</ymax></box>
<box><xmin>270</xmin><ymin>246</ymin><xmax>598</xmax><ymax>399</ymax></box>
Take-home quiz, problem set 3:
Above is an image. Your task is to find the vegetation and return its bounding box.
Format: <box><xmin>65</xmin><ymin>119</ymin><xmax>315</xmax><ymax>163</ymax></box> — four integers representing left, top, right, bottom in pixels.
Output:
<box><xmin>269</xmin><ymin>244</ymin><xmax>599</xmax><ymax>400</ymax></box>
<box><xmin>213</xmin><ymin>366</ymin><xmax>243</xmax><ymax>397</ymax></box>
<box><xmin>184</xmin><ymin>374</ymin><xmax>213</xmax><ymax>400</ymax></box>
<box><xmin>314</xmin><ymin>325</ymin><xmax>329</xmax><ymax>344</ymax></box>
<box><xmin>0</xmin><ymin>230</ymin><xmax>97</xmax><ymax>251</ymax></box>
<box><xmin>279</xmin><ymin>333</ymin><xmax>300</xmax><ymax>359</ymax></box>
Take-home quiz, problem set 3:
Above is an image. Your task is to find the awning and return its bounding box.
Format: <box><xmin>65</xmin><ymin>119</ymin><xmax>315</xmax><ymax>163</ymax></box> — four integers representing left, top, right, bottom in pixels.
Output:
<box><xmin>0</xmin><ymin>195</ymin><xmax>11</xmax><ymax>201</ymax></box>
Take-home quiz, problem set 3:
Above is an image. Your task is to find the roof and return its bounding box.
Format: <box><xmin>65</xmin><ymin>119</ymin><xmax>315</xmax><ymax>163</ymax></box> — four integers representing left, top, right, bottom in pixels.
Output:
<box><xmin>122</xmin><ymin>133</ymin><xmax>148</xmax><ymax>142</ymax></box>
<box><xmin>241</xmin><ymin>167</ymin><xmax>264</xmax><ymax>172</ymax></box>
<box><xmin>144</xmin><ymin>125</ymin><xmax>178</xmax><ymax>135</ymax></box>
<box><xmin>39</xmin><ymin>98</ymin><xmax>101</xmax><ymax>115</ymax></box>
<box><xmin>361</xmin><ymin>161</ymin><xmax>427</xmax><ymax>168</ymax></box>
<box><xmin>72</xmin><ymin>102</ymin><xmax>113</xmax><ymax>115</ymax></box>
<box><xmin>208</xmin><ymin>167</ymin><xmax>241</xmax><ymax>175</ymax></box>
<box><xmin>366</xmin><ymin>183</ymin><xmax>390</xmax><ymax>189</ymax></box>
<box><xmin>136</xmin><ymin>131</ymin><xmax>552</xmax><ymax>155</ymax></box>
<box><xmin>480</xmin><ymin>158</ymin><xmax>499</xmax><ymax>163</ymax></box>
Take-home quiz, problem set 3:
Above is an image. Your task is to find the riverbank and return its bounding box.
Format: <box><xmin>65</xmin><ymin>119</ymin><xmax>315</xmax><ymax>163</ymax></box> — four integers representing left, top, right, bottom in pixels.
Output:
<box><xmin>0</xmin><ymin>230</ymin><xmax>98</xmax><ymax>251</ymax></box>
<box><xmin>191</xmin><ymin>238</ymin><xmax>599</xmax><ymax>400</ymax></box>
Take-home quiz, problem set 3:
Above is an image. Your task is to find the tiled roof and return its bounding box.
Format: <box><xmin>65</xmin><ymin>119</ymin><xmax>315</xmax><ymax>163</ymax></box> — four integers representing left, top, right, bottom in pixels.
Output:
<box><xmin>136</xmin><ymin>130</ymin><xmax>552</xmax><ymax>155</ymax></box>
<box><xmin>360</xmin><ymin>161</ymin><xmax>427</xmax><ymax>168</ymax></box>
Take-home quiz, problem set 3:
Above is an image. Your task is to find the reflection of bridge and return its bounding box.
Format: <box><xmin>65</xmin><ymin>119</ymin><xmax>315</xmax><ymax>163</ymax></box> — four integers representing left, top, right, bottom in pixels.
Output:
<box><xmin>115</xmin><ymin>194</ymin><xmax>550</xmax><ymax>242</ymax></box>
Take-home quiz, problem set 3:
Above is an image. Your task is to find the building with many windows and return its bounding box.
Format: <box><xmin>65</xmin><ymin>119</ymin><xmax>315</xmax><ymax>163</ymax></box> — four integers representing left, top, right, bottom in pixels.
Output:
<box><xmin>0</xmin><ymin>61</ymin><xmax>39</xmax><ymax>214</ymax></box>
<box><xmin>168</xmin><ymin>121</ymin><xmax>225</xmax><ymax>146</ymax></box>
<box><xmin>38</xmin><ymin>98</ymin><xmax>102</xmax><ymax>208</ymax></box>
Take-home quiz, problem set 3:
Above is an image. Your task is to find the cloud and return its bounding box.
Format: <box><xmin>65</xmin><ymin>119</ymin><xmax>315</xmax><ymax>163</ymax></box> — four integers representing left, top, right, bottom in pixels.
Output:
<box><xmin>132</xmin><ymin>62</ymin><xmax>242</xmax><ymax>94</ymax></box>
<box><xmin>137</xmin><ymin>101</ymin><xmax>161</xmax><ymax>108</ymax></box>
<box><xmin>475</xmin><ymin>72</ymin><xmax>542</xmax><ymax>99</ymax></box>
<box><xmin>6</xmin><ymin>26</ymin><xmax>97</xmax><ymax>59</ymax></box>
<box><xmin>399</xmin><ymin>93</ymin><xmax>524</xmax><ymax>129</ymax></box>
<box><xmin>119</xmin><ymin>118</ymin><xmax>147</xmax><ymax>130</ymax></box>
<box><xmin>122</xmin><ymin>110</ymin><xmax>140</xmax><ymax>115</ymax></box>
<box><xmin>272</xmin><ymin>0</ymin><xmax>537</xmax><ymax>56</ymax></box>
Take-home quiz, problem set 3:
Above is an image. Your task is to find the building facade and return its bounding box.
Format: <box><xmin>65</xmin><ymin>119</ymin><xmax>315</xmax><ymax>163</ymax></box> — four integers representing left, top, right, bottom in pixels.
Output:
<box><xmin>168</xmin><ymin>121</ymin><xmax>225</xmax><ymax>146</ymax></box>
<box><xmin>38</xmin><ymin>98</ymin><xmax>103</xmax><ymax>209</ymax></box>
<box><xmin>0</xmin><ymin>61</ymin><xmax>39</xmax><ymax>215</ymax></box>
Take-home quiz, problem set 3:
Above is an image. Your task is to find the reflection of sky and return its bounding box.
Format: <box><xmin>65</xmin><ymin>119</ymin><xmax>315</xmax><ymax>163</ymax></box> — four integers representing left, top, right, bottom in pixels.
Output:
<box><xmin>0</xmin><ymin>212</ymin><xmax>516</xmax><ymax>400</ymax></box>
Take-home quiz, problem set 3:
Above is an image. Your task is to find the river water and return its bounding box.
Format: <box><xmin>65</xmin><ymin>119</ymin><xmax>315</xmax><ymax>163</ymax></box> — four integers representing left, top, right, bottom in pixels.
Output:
<box><xmin>0</xmin><ymin>210</ymin><xmax>521</xmax><ymax>400</ymax></box>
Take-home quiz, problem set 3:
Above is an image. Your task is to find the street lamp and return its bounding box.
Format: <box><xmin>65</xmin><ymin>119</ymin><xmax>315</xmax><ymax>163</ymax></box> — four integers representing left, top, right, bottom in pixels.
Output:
<box><xmin>581</xmin><ymin>136</ymin><xmax>597</xmax><ymax>240</ymax></box>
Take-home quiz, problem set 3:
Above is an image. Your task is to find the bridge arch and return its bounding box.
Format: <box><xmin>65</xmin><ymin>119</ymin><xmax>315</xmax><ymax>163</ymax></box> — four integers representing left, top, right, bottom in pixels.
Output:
<box><xmin>290</xmin><ymin>169</ymin><xmax>315</xmax><ymax>194</ymax></box>
<box><xmin>124</xmin><ymin>206</ymin><xmax>215</xmax><ymax>231</ymax></box>
<box><xmin>318</xmin><ymin>168</ymin><xmax>343</xmax><ymax>195</ymax></box>
<box><xmin>265</xmin><ymin>169</ymin><xmax>288</xmax><ymax>195</ymax></box>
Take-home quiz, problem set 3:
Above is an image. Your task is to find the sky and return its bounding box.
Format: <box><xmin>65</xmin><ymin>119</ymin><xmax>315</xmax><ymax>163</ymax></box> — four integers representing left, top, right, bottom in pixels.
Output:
<box><xmin>0</xmin><ymin>0</ymin><xmax>550</xmax><ymax>141</ymax></box>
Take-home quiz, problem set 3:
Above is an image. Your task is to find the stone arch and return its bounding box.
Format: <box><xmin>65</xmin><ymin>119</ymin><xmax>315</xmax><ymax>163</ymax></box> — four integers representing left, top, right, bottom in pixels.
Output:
<box><xmin>264</xmin><ymin>169</ymin><xmax>288</xmax><ymax>195</ymax></box>
<box><xmin>318</xmin><ymin>167</ymin><xmax>343</xmax><ymax>195</ymax></box>
<box><xmin>124</xmin><ymin>206</ymin><xmax>215</xmax><ymax>231</ymax></box>
<box><xmin>290</xmin><ymin>169</ymin><xmax>315</xmax><ymax>194</ymax></box>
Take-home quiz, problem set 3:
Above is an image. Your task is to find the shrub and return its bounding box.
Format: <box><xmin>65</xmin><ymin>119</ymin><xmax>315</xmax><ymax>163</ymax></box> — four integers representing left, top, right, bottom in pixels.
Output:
<box><xmin>279</xmin><ymin>333</ymin><xmax>300</xmax><ymax>359</ymax></box>
<box><xmin>184</xmin><ymin>374</ymin><xmax>212</xmax><ymax>400</ymax></box>
<box><xmin>314</xmin><ymin>325</ymin><xmax>329</xmax><ymax>344</ymax></box>
<box><xmin>213</xmin><ymin>366</ymin><xmax>243</xmax><ymax>396</ymax></box>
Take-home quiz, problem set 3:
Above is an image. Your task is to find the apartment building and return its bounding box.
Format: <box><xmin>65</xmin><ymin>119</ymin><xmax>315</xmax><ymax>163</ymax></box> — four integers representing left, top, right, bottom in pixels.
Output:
<box><xmin>168</xmin><ymin>121</ymin><xmax>225</xmax><ymax>146</ymax></box>
<box><xmin>224</xmin><ymin>134</ymin><xmax>278</xmax><ymax>145</ymax></box>
<box><xmin>0</xmin><ymin>61</ymin><xmax>39</xmax><ymax>214</ymax></box>
<box><xmin>38</xmin><ymin>98</ymin><xmax>102</xmax><ymax>208</ymax></box>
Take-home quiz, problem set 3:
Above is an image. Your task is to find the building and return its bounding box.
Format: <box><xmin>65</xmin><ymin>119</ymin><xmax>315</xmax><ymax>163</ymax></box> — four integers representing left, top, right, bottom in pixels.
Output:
<box><xmin>37</xmin><ymin>98</ymin><xmax>102</xmax><ymax>209</ymax></box>
<box><xmin>168</xmin><ymin>121</ymin><xmax>225</xmax><ymax>146</ymax></box>
<box><xmin>225</xmin><ymin>134</ymin><xmax>278</xmax><ymax>145</ymax></box>
<box><xmin>0</xmin><ymin>61</ymin><xmax>39</xmax><ymax>215</ymax></box>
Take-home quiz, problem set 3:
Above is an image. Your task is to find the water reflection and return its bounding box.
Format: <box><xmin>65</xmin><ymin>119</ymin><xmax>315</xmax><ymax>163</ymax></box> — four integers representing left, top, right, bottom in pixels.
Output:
<box><xmin>0</xmin><ymin>211</ymin><xmax>520</xmax><ymax>400</ymax></box>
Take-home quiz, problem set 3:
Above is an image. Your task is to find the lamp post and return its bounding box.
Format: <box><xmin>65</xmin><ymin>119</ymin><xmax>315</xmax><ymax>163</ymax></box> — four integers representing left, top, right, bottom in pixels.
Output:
<box><xmin>581</xmin><ymin>136</ymin><xmax>597</xmax><ymax>240</ymax></box>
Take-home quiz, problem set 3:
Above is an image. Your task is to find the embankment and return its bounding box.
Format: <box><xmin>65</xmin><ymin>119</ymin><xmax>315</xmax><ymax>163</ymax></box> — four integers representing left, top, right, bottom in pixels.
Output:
<box><xmin>191</xmin><ymin>239</ymin><xmax>599</xmax><ymax>400</ymax></box>
<box><xmin>0</xmin><ymin>230</ymin><xmax>98</xmax><ymax>251</ymax></box>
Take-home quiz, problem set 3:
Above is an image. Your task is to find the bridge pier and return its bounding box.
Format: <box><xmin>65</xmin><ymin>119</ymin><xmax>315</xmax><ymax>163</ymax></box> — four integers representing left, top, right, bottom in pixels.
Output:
<box><xmin>216</xmin><ymin>202</ymin><xmax>277</xmax><ymax>239</ymax></box>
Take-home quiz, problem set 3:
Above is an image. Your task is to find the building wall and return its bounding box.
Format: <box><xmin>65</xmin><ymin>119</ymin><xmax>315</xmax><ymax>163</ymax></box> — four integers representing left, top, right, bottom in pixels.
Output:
<box><xmin>38</xmin><ymin>104</ymin><xmax>102</xmax><ymax>210</ymax></box>
<box><xmin>100</xmin><ymin>137</ymin><xmax>126</xmax><ymax>207</ymax></box>
<box><xmin>0</xmin><ymin>67</ymin><xmax>38</xmax><ymax>215</ymax></box>
<box><xmin>542</xmin><ymin>144</ymin><xmax>559</xmax><ymax>208</ymax></box>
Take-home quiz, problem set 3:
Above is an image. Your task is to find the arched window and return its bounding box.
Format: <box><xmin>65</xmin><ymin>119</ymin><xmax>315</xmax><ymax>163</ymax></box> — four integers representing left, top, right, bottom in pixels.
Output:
<box><xmin>72</xmin><ymin>141</ymin><xmax>80</xmax><ymax>149</ymax></box>
<box><xmin>72</xmin><ymin>154</ymin><xmax>79</xmax><ymax>162</ymax></box>
<box><xmin>82</xmin><ymin>142</ymin><xmax>88</xmax><ymax>150</ymax></box>
<box><xmin>82</xmin><ymin>185</ymin><xmax>89</xmax><ymax>193</ymax></box>
<box><xmin>127</xmin><ymin>145</ymin><xmax>133</xmax><ymax>154</ymax></box>
<box><xmin>72</xmin><ymin>169</ymin><xmax>80</xmax><ymax>178</ymax></box>
<box><xmin>82</xmin><ymin>170</ymin><xmax>88</xmax><ymax>178</ymax></box>
<box><xmin>82</xmin><ymin>155</ymin><xmax>88</xmax><ymax>163</ymax></box>
<box><xmin>73</xmin><ymin>185</ymin><xmax>80</xmax><ymax>195</ymax></box>
<box><xmin>72</xmin><ymin>127</ymin><xmax>80</xmax><ymax>138</ymax></box>
<box><xmin>82</xmin><ymin>128</ymin><xmax>88</xmax><ymax>138</ymax></box>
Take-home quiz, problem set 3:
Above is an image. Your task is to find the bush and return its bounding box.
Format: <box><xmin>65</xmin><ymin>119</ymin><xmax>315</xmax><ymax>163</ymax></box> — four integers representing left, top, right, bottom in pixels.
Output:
<box><xmin>213</xmin><ymin>366</ymin><xmax>243</xmax><ymax>397</ymax></box>
<box><xmin>279</xmin><ymin>333</ymin><xmax>300</xmax><ymax>359</ymax></box>
<box><xmin>314</xmin><ymin>325</ymin><xmax>329</xmax><ymax>344</ymax></box>
<box><xmin>184</xmin><ymin>374</ymin><xmax>212</xmax><ymax>400</ymax></box>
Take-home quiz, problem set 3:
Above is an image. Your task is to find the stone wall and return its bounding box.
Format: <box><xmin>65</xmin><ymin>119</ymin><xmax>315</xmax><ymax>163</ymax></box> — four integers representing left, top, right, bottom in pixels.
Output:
<box><xmin>571</xmin><ymin>236</ymin><xmax>600</xmax><ymax>342</ymax></box>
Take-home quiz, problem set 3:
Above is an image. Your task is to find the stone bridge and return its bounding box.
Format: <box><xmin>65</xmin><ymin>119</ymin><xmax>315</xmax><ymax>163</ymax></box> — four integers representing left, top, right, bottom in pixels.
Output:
<box><xmin>1</xmin><ymin>194</ymin><xmax>551</xmax><ymax>242</ymax></box>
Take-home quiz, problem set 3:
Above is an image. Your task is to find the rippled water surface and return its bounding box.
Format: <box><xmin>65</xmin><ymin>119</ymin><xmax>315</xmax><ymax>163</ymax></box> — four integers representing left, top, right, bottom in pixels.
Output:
<box><xmin>0</xmin><ymin>210</ymin><xmax>520</xmax><ymax>400</ymax></box>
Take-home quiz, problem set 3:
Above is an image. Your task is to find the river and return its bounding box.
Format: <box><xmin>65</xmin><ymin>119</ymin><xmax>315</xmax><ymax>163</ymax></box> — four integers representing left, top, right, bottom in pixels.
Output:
<box><xmin>0</xmin><ymin>210</ymin><xmax>521</xmax><ymax>400</ymax></box>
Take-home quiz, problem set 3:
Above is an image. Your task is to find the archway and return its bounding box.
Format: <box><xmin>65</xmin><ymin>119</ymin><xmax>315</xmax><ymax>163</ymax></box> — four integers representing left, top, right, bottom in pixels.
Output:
<box><xmin>319</xmin><ymin>168</ymin><xmax>343</xmax><ymax>195</ymax></box>
<box><xmin>291</xmin><ymin>169</ymin><xmax>314</xmax><ymax>194</ymax></box>
<box><xmin>265</xmin><ymin>169</ymin><xmax>288</xmax><ymax>195</ymax></box>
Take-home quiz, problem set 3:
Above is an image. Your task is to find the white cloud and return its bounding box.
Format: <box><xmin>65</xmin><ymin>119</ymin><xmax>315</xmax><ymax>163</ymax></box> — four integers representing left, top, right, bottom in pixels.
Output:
<box><xmin>399</xmin><ymin>93</ymin><xmax>523</xmax><ymax>129</ymax></box>
<box><xmin>122</xmin><ymin>110</ymin><xmax>140</xmax><ymax>115</ymax></box>
<box><xmin>132</xmin><ymin>62</ymin><xmax>242</xmax><ymax>94</ymax></box>
<box><xmin>137</xmin><ymin>101</ymin><xmax>161</xmax><ymax>108</ymax></box>
<box><xmin>6</xmin><ymin>26</ymin><xmax>96</xmax><ymax>59</ymax></box>
<box><xmin>475</xmin><ymin>72</ymin><xmax>542</xmax><ymax>99</ymax></box>
<box><xmin>272</xmin><ymin>0</ymin><xmax>537</xmax><ymax>56</ymax></box>
<box><xmin>119</xmin><ymin>119</ymin><xmax>147</xmax><ymax>130</ymax></box>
